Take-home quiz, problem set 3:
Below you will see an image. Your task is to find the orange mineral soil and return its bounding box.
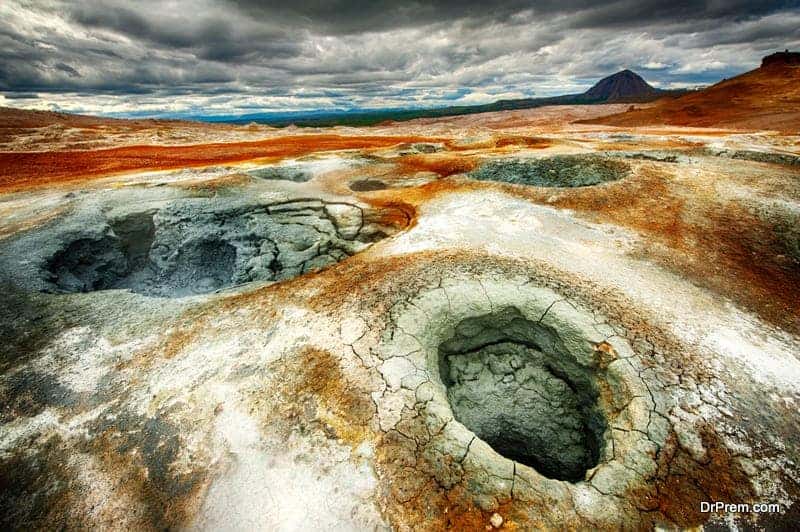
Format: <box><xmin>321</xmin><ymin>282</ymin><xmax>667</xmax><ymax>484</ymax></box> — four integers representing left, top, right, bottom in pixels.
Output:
<box><xmin>0</xmin><ymin>133</ymin><xmax>440</xmax><ymax>192</ymax></box>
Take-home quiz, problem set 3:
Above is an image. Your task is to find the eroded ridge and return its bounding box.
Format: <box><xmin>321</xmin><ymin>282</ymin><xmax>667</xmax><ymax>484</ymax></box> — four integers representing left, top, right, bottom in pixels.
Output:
<box><xmin>4</xmin><ymin>197</ymin><xmax>408</xmax><ymax>297</ymax></box>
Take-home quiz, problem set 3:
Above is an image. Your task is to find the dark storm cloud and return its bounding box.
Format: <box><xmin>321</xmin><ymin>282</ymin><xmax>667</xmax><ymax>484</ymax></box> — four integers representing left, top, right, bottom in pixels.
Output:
<box><xmin>227</xmin><ymin>0</ymin><xmax>536</xmax><ymax>33</ymax></box>
<box><xmin>227</xmin><ymin>0</ymin><xmax>797</xmax><ymax>34</ymax></box>
<box><xmin>562</xmin><ymin>0</ymin><xmax>797</xmax><ymax>29</ymax></box>
<box><xmin>69</xmin><ymin>3</ymin><xmax>303</xmax><ymax>62</ymax></box>
<box><xmin>1</xmin><ymin>0</ymin><xmax>799</xmax><ymax>116</ymax></box>
<box><xmin>54</xmin><ymin>63</ymin><xmax>80</xmax><ymax>78</ymax></box>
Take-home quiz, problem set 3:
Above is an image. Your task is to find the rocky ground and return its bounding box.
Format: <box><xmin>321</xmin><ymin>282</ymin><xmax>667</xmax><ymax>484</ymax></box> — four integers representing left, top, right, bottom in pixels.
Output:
<box><xmin>1</xmin><ymin>106</ymin><xmax>799</xmax><ymax>530</ymax></box>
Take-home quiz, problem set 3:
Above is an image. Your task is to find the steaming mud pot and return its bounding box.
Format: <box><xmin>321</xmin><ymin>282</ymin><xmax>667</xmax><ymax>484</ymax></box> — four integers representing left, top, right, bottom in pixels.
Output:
<box><xmin>244</xmin><ymin>155</ymin><xmax>362</xmax><ymax>183</ymax></box>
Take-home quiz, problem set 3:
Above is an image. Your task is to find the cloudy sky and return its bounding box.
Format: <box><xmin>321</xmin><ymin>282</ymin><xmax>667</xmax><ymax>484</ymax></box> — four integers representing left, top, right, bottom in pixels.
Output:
<box><xmin>1</xmin><ymin>0</ymin><xmax>799</xmax><ymax>118</ymax></box>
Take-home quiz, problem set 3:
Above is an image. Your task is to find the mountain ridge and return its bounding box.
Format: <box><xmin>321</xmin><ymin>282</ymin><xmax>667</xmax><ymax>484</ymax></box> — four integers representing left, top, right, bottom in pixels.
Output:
<box><xmin>1</xmin><ymin>69</ymin><xmax>681</xmax><ymax>128</ymax></box>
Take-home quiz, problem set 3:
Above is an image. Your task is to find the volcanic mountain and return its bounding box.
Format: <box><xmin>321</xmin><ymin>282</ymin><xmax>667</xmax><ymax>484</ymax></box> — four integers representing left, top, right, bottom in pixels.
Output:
<box><xmin>582</xmin><ymin>69</ymin><xmax>662</xmax><ymax>102</ymax></box>
<box><xmin>584</xmin><ymin>51</ymin><xmax>800</xmax><ymax>132</ymax></box>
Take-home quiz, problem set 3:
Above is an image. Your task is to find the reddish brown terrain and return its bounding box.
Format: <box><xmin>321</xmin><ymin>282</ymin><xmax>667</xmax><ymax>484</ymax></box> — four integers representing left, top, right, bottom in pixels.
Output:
<box><xmin>585</xmin><ymin>52</ymin><xmax>800</xmax><ymax>132</ymax></box>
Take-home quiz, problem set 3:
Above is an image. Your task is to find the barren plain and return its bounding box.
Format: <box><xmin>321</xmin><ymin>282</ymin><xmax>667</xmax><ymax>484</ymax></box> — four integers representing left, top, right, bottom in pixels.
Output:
<box><xmin>1</xmin><ymin>65</ymin><xmax>800</xmax><ymax>531</ymax></box>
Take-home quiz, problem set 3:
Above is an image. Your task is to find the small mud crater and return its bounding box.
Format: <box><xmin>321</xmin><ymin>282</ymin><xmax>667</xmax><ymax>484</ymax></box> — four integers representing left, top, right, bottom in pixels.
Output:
<box><xmin>439</xmin><ymin>307</ymin><xmax>605</xmax><ymax>481</ymax></box>
<box><xmin>470</xmin><ymin>155</ymin><xmax>630</xmax><ymax>187</ymax></box>
<box><xmin>43</xmin><ymin>199</ymin><xmax>405</xmax><ymax>297</ymax></box>
<box><xmin>398</xmin><ymin>143</ymin><xmax>442</xmax><ymax>155</ymax></box>
<box><xmin>246</xmin><ymin>165</ymin><xmax>312</xmax><ymax>182</ymax></box>
<box><xmin>349</xmin><ymin>179</ymin><xmax>388</xmax><ymax>192</ymax></box>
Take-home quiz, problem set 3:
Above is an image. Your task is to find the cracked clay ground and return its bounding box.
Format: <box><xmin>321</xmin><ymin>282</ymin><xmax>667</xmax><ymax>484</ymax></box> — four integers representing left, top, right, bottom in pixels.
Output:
<box><xmin>1</xmin><ymin>108</ymin><xmax>800</xmax><ymax>530</ymax></box>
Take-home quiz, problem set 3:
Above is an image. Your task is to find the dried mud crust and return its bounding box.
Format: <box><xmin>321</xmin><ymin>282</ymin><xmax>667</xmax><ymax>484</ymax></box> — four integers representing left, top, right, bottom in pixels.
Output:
<box><xmin>469</xmin><ymin>154</ymin><xmax>631</xmax><ymax>188</ymax></box>
<box><xmin>0</xmin><ymin>195</ymin><xmax>410</xmax><ymax>298</ymax></box>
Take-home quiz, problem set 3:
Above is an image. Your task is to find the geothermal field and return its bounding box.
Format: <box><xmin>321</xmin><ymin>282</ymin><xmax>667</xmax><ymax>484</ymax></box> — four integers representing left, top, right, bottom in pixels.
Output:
<box><xmin>1</xmin><ymin>52</ymin><xmax>800</xmax><ymax>530</ymax></box>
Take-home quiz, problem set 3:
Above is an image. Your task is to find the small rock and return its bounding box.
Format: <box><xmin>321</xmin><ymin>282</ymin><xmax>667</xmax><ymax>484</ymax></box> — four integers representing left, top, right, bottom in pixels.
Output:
<box><xmin>490</xmin><ymin>513</ymin><xmax>503</xmax><ymax>528</ymax></box>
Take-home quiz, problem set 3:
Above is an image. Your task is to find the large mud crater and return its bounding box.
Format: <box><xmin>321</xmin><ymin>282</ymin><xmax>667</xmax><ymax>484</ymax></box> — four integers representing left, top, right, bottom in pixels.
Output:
<box><xmin>439</xmin><ymin>307</ymin><xmax>605</xmax><ymax>481</ymax></box>
<box><xmin>7</xmin><ymin>197</ymin><xmax>408</xmax><ymax>298</ymax></box>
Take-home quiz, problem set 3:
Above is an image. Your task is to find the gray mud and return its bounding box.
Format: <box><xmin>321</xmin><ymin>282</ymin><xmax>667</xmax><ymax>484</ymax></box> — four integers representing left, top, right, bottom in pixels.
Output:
<box><xmin>697</xmin><ymin>148</ymin><xmax>800</xmax><ymax>166</ymax></box>
<box><xmin>439</xmin><ymin>307</ymin><xmax>604</xmax><ymax>481</ymax></box>
<box><xmin>349</xmin><ymin>179</ymin><xmax>388</xmax><ymax>192</ymax></box>
<box><xmin>470</xmin><ymin>155</ymin><xmax>630</xmax><ymax>188</ymax></box>
<box><xmin>246</xmin><ymin>165</ymin><xmax>313</xmax><ymax>182</ymax></box>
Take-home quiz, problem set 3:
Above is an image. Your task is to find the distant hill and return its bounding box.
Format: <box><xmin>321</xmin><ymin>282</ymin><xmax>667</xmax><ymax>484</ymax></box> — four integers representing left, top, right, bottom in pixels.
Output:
<box><xmin>0</xmin><ymin>106</ymin><xmax>194</xmax><ymax>129</ymax></box>
<box><xmin>583</xmin><ymin>51</ymin><xmax>800</xmax><ymax>132</ymax></box>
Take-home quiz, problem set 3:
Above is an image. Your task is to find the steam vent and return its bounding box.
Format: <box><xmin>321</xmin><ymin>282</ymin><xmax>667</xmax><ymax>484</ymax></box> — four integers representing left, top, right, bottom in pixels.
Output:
<box><xmin>1</xmin><ymin>6</ymin><xmax>800</xmax><ymax>527</ymax></box>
